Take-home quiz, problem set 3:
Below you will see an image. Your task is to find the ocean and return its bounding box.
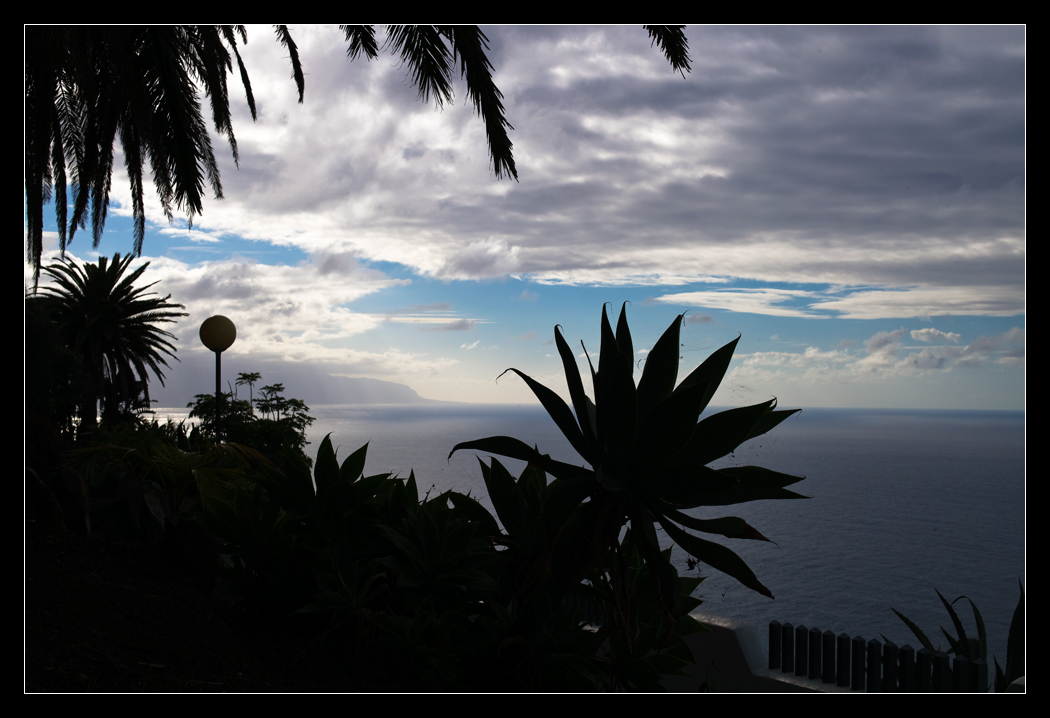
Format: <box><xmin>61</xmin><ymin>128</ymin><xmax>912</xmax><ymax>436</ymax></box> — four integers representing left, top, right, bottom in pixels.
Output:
<box><xmin>156</xmin><ymin>402</ymin><xmax>1027</xmax><ymax>668</ymax></box>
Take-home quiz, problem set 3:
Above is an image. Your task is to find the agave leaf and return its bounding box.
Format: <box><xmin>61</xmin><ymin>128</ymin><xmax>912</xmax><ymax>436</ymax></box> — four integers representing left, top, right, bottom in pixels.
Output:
<box><xmin>597</xmin><ymin>303</ymin><xmax>617</xmax><ymax>398</ymax></box>
<box><xmin>994</xmin><ymin>657</ymin><xmax>1008</xmax><ymax>693</ymax></box>
<box><xmin>598</xmin><ymin>349</ymin><xmax>638</xmax><ymax>462</ymax></box>
<box><xmin>744</xmin><ymin>408</ymin><xmax>801</xmax><ymax>442</ymax></box>
<box><xmin>278</xmin><ymin>444</ymin><xmax>318</xmax><ymax>503</ymax></box>
<box><xmin>340</xmin><ymin>442</ymin><xmax>368</xmax><ymax>483</ymax></box>
<box><xmin>633</xmin><ymin>378</ymin><xmax>708</xmax><ymax>469</ymax></box>
<box><xmin>595</xmin><ymin>465</ymin><xmax>629</xmax><ymax>492</ymax></box>
<box><xmin>646</xmin><ymin>463</ymin><xmax>738</xmax><ymax>503</ymax></box>
<box><xmin>660</xmin><ymin>506</ymin><xmax>773</xmax><ymax>542</ymax></box>
<box><xmin>677</xmin><ymin>400</ymin><xmax>777</xmax><ymax>466</ymax></box>
<box><xmin>448</xmin><ymin>435</ymin><xmax>594</xmax><ymax>482</ymax></box>
<box><xmin>631</xmin><ymin>511</ymin><xmax>680</xmax><ymax>617</ymax></box>
<box><xmin>596</xmin><ymin>306</ymin><xmax>638</xmax><ymax>460</ymax></box>
<box><xmin>1004</xmin><ymin>580</ymin><xmax>1025</xmax><ymax>686</ymax></box>
<box><xmin>716</xmin><ymin>465</ymin><xmax>805</xmax><ymax>489</ymax></box>
<box><xmin>699</xmin><ymin>466</ymin><xmax>809</xmax><ymax>506</ymax></box>
<box><xmin>583</xmin><ymin>394</ymin><xmax>598</xmax><ymax>438</ymax></box>
<box><xmin>634</xmin><ymin>504</ymin><xmax>661</xmax><ymax>550</ymax></box>
<box><xmin>951</xmin><ymin>595</ymin><xmax>988</xmax><ymax>662</ymax></box>
<box><xmin>660</xmin><ymin>519</ymin><xmax>773</xmax><ymax>598</ymax></box>
<box><xmin>615</xmin><ymin>302</ymin><xmax>634</xmax><ymax>379</ymax></box>
<box><xmin>674</xmin><ymin>335</ymin><xmax>740</xmax><ymax>415</ymax></box>
<box><xmin>581</xmin><ymin>340</ymin><xmax>599</xmax><ymax>403</ymax></box>
<box><xmin>405</xmin><ymin>470</ymin><xmax>419</xmax><ymax>507</ymax></box>
<box><xmin>448</xmin><ymin>491</ymin><xmax>502</xmax><ymax>538</ymax></box>
<box><xmin>555</xmin><ymin>325</ymin><xmax>599</xmax><ymax>451</ymax></box>
<box><xmin>480</xmin><ymin>457</ymin><xmax>529</xmax><ymax>540</ymax></box>
<box><xmin>636</xmin><ymin>313</ymin><xmax>684</xmax><ymax>422</ymax></box>
<box><xmin>542</xmin><ymin>478</ymin><xmax>596</xmax><ymax>538</ymax></box>
<box><xmin>940</xmin><ymin>627</ymin><xmax>964</xmax><ymax>657</ymax></box>
<box><xmin>497</xmin><ymin>367</ymin><xmax>594</xmax><ymax>463</ymax></box>
<box><xmin>937</xmin><ymin>589</ymin><xmax>970</xmax><ymax>656</ymax></box>
<box><xmin>314</xmin><ymin>434</ymin><xmax>339</xmax><ymax>494</ymax></box>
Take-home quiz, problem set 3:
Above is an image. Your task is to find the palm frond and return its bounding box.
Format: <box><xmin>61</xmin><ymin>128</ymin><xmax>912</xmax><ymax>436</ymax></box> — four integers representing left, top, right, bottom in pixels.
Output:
<box><xmin>385</xmin><ymin>25</ymin><xmax>455</xmax><ymax>107</ymax></box>
<box><xmin>643</xmin><ymin>26</ymin><xmax>692</xmax><ymax>78</ymax></box>
<box><xmin>445</xmin><ymin>26</ymin><xmax>517</xmax><ymax>182</ymax></box>
<box><xmin>274</xmin><ymin>25</ymin><xmax>305</xmax><ymax>103</ymax></box>
<box><xmin>341</xmin><ymin>25</ymin><xmax>378</xmax><ymax>61</ymax></box>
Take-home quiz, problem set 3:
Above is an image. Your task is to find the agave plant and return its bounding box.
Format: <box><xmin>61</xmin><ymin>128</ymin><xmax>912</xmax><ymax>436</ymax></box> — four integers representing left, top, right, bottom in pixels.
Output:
<box><xmin>451</xmin><ymin>303</ymin><xmax>806</xmax><ymax>604</ymax></box>
<box><xmin>891</xmin><ymin>582</ymin><xmax>1025</xmax><ymax>692</ymax></box>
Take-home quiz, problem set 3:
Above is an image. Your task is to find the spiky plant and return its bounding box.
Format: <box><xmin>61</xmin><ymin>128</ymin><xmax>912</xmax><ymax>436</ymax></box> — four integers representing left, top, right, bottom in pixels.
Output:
<box><xmin>451</xmin><ymin>303</ymin><xmax>806</xmax><ymax>605</ymax></box>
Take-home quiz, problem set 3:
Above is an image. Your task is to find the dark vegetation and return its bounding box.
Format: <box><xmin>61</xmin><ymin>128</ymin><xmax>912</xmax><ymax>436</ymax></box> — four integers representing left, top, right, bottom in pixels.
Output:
<box><xmin>26</xmin><ymin>255</ymin><xmax>806</xmax><ymax>691</ymax></box>
<box><xmin>891</xmin><ymin>586</ymin><xmax>1025</xmax><ymax>692</ymax></box>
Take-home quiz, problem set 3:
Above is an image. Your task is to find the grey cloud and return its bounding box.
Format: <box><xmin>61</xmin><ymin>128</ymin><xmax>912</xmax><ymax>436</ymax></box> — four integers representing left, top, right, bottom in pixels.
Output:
<box><xmin>402</xmin><ymin>142</ymin><xmax>427</xmax><ymax>160</ymax></box>
<box><xmin>902</xmin><ymin>348</ymin><xmax>947</xmax><ymax>370</ymax></box>
<box><xmin>436</xmin><ymin>238</ymin><xmax>521</xmax><ymax>279</ymax></box>
<box><xmin>316</xmin><ymin>253</ymin><xmax>360</xmax><ymax>276</ymax></box>
<box><xmin>865</xmin><ymin>328</ymin><xmax>908</xmax><ymax>354</ymax></box>
<box><xmin>182</xmin><ymin>25</ymin><xmax>1022</xmax><ymax>320</ymax></box>
<box><xmin>421</xmin><ymin>319</ymin><xmax>477</xmax><ymax>332</ymax></box>
<box><xmin>180</xmin><ymin>275</ymin><xmax>257</xmax><ymax>301</ymax></box>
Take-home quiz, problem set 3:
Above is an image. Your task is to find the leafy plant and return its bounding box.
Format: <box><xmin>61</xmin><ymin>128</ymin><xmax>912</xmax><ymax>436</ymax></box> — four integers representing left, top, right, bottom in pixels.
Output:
<box><xmin>892</xmin><ymin>581</ymin><xmax>1025</xmax><ymax>692</ymax></box>
<box><xmin>451</xmin><ymin>303</ymin><xmax>805</xmax><ymax>608</ymax></box>
<box><xmin>36</xmin><ymin>253</ymin><xmax>188</xmax><ymax>431</ymax></box>
<box><xmin>188</xmin><ymin>379</ymin><xmax>315</xmax><ymax>465</ymax></box>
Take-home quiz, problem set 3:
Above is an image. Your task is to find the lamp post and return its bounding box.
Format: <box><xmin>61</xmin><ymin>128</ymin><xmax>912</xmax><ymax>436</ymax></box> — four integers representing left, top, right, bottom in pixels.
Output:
<box><xmin>199</xmin><ymin>315</ymin><xmax>236</xmax><ymax>438</ymax></box>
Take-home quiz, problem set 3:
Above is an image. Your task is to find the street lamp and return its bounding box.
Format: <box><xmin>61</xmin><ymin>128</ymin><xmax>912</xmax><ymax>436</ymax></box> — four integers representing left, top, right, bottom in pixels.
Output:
<box><xmin>199</xmin><ymin>315</ymin><xmax>236</xmax><ymax>437</ymax></box>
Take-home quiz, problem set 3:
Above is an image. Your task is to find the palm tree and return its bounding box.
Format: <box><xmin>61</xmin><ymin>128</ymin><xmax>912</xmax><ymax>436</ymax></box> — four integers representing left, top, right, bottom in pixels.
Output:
<box><xmin>235</xmin><ymin>371</ymin><xmax>262</xmax><ymax>413</ymax></box>
<box><xmin>38</xmin><ymin>252</ymin><xmax>188</xmax><ymax>431</ymax></box>
<box><xmin>25</xmin><ymin>26</ymin><xmax>268</xmax><ymax>287</ymax></box>
<box><xmin>25</xmin><ymin>25</ymin><xmax>690</xmax><ymax>285</ymax></box>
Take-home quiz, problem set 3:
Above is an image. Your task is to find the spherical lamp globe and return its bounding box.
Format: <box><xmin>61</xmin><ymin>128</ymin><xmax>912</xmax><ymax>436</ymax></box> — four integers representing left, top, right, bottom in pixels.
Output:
<box><xmin>200</xmin><ymin>315</ymin><xmax>237</xmax><ymax>352</ymax></box>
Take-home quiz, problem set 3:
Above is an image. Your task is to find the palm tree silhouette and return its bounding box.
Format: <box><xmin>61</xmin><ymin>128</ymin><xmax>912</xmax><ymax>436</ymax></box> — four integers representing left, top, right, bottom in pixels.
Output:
<box><xmin>38</xmin><ymin>253</ymin><xmax>188</xmax><ymax>431</ymax></box>
<box><xmin>25</xmin><ymin>25</ymin><xmax>690</xmax><ymax>284</ymax></box>
<box><xmin>235</xmin><ymin>371</ymin><xmax>262</xmax><ymax>413</ymax></box>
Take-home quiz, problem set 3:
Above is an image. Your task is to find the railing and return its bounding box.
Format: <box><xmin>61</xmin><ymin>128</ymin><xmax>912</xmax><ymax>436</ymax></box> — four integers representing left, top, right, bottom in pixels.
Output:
<box><xmin>767</xmin><ymin>620</ymin><xmax>989</xmax><ymax>692</ymax></box>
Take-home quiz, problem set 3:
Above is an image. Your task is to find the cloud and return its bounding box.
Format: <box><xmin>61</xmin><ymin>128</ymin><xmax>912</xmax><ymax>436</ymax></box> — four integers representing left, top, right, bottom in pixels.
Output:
<box><xmin>910</xmin><ymin>328</ymin><xmax>961</xmax><ymax>344</ymax></box>
<box><xmin>815</xmin><ymin>284</ymin><xmax>1024</xmax><ymax>320</ymax></box>
<box><xmin>864</xmin><ymin>328</ymin><xmax>908</xmax><ymax>356</ymax></box>
<box><xmin>653</xmin><ymin>288</ymin><xmax>824</xmax><ymax>318</ymax></box>
<box><xmin>436</xmin><ymin>238</ymin><xmax>522</xmax><ymax>279</ymax></box>
<box><xmin>421</xmin><ymin>319</ymin><xmax>477</xmax><ymax>332</ymax></box>
<box><xmin>33</xmin><ymin>248</ymin><xmax>418</xmax><ymax>376</ymax></box>
<box><xmin>514</xmin><ymin>289</ymin><xmax>539</xmax><ymax>302</ymax></box>
<box><xmin>75</xmin><ymin>26</ymin><xmax>1021</xmax><ymax>324</ymax></box>
<box><xmin>739</xmin><ymin>325</ymin><xmax>1025</xmax><ymax>384</ymax></box>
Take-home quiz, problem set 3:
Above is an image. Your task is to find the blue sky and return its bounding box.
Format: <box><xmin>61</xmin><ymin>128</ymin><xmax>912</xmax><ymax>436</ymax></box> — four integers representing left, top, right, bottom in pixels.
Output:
<box><xmin>25</xmin><ymin>26</ymin><xmax>1025</xmax><ymax>410</ymax></box>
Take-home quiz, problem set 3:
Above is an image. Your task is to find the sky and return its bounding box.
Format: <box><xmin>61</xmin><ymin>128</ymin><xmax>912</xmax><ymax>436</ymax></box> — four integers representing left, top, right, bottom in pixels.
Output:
<box><xmin>24</xmin><ymin>25</ymin><xmax>1026</xmax><ymax>411</ymax></box>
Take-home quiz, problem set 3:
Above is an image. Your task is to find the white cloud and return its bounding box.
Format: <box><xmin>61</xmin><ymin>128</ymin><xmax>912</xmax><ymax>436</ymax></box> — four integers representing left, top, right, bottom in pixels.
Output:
<box><xmin>910</xmin><ymin>328</ymin><xmax>962</xmax><ymax>344</ymax></box>
<box><xmin>737</xmin><ymin>326</ymin><xmax>1025</xmax><ymax>387</ymax></box>
<box><xmin>815</xmin><ymin>285</ymin><xmax>1024</xmax><ymax>320</ymax></box>
<box><xmin>654</xmin><ymin>288</ymin><xmax>824</xmax><ymax>318</ymax></box>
